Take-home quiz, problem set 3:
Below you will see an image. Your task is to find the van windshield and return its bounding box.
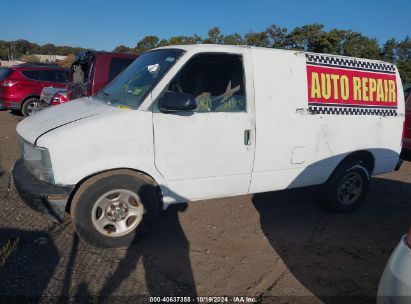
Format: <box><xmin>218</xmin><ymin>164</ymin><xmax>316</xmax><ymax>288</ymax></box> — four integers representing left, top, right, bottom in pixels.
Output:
<box><xmin>97</xmin><ymin>49</ymin><xmax>184</xmax><ymax>109</ymax></box>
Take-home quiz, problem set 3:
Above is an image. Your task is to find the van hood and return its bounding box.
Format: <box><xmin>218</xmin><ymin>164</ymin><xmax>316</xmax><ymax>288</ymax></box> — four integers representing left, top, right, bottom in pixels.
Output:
<box><xmin>17</xmin><ymin>97</ymin><xmax>117</xmax><ymax>144</ymax></box>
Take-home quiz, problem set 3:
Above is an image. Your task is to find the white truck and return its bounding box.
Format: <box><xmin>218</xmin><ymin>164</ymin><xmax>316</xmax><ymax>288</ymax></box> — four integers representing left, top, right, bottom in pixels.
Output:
<box><xmin>12</xmin><ymin>45</ymin><xmax>405</xmax><ymax>247</ymax></box>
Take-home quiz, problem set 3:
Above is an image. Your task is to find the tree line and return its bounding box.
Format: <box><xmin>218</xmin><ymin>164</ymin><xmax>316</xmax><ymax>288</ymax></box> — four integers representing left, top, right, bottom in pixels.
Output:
<box><xmin>114</xmin><ymin>24</ymin><xmax>411</xmax><ymax>84</ymax></box>
<box><xmin>0</xmin><ymin>39</ymin><xmax>85</xmax><ymax>61</ymax></box>
<box><xmin>1</xmin><ymin>23</ymin><xmax>410</xmax><ymax>83</ymax></box>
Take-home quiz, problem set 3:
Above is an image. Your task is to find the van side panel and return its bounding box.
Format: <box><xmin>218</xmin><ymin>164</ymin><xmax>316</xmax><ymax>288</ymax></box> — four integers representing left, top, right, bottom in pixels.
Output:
<box><xmin>249</xmin><ymin>49</ymin><xmax>404</xmax><ymax>194</ymax></box>
<box><xmin>249</xmin><ymin>49</ymin><xmax>328</xmax><ymax>193</ymax></box>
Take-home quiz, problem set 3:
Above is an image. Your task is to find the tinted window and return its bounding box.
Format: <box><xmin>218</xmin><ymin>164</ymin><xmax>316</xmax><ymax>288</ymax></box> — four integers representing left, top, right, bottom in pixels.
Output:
<box><xmin>108</xmin><ymin>58</ymin><xmax>135</xmax><ymax>82</ymax></box>
<box><xmin>0</xmin><ymin>68</ymin><xmax>13</xmax><ymax>80</ymax></box>
<box><xmin>55</xmin><ymin>70</ymin><xmax>67</xmax><ymax>83</ymax></box>
<box><xmin>40</xmin><ymin>70</ymin><xmax>56</xmax><ymax>82</ymax></box>
<box><xmin>167</xmin><ymin>53</ymin><xmax>246</xmax><ymax>112</ymax></box>
<box><xmin>22</xmin><ymin>70</ymin><xmax>41</xmax><ymax>80</ymax></box>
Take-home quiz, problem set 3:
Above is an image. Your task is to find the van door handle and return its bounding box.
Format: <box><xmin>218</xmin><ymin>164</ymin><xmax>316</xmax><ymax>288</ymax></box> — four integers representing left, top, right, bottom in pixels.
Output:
<box><xmin>244</xmin><ymin>130</ymin><xmax>251</xmax><ymax>145</ymax></box>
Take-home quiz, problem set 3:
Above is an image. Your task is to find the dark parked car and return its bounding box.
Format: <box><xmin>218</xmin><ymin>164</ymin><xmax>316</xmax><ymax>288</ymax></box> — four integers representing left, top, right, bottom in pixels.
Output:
<box><xmin>67</xmin><ymin>51</ymin><xmax>138</xmax><ymax>101</ymax></box>
<box><xmin>0</xmin><ymin>64</ymin><xmax>68</xmax><ymax>116</ymax></box>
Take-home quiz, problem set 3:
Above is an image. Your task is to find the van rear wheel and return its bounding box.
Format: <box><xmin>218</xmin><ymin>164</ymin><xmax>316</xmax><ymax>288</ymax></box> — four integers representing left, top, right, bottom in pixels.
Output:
<box><xmin>322</xmin><ymin>160</ymin><xmax>370</xmax><ymax>213</ymax></box>
<box><xmin>70</xmin><ymin>170</ymin><xmax>161</xmax><ymax>248</ymax></box>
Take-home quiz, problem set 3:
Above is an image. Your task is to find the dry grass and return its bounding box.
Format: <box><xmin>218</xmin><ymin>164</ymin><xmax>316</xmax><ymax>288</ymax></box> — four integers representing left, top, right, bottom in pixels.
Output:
<box><xmin>0</xmin><ymin>238</ymin><xmax>19</xmax><ymax>267</ymax></box>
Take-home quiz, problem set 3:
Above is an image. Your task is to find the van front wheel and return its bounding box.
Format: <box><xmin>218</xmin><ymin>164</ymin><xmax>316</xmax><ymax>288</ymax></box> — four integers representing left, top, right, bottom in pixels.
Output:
<box><xmin>70</xmin><ymin>170</ymin><xmax>161</xmax><ymax>248</ymax></box>
<box><xmin>322</xmin><ymin>160</ymin><xmax>370</xmax><ymax>213</ymax></box>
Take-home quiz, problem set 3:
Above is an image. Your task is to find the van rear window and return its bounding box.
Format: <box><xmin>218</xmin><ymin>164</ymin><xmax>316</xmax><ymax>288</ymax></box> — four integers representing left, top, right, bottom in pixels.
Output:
<box><xmin>0</xmin><ymin>68</ymin><xmax>13</xmax><ymax>80</ymax></box>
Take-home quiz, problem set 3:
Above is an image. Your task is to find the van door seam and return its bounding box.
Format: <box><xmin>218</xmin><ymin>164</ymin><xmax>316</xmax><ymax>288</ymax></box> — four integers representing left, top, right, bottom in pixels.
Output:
<box><xmin>247</xmin><ymin>48</ymin><xmax>257</xmax><ymax>194</ymax></box>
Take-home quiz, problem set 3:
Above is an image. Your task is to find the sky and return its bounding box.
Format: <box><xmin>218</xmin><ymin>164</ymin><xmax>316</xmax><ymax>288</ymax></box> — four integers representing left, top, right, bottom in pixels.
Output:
<box><xmin>0</xmin><ymin>0</ymin><xmax>410</xmax><ymax>51</ymax></box>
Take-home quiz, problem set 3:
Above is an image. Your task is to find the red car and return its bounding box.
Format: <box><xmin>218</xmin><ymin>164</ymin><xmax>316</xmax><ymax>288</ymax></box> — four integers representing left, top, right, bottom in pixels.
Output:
<box><xmin>0</xmin><ymin>64</ymin><xmax>68</xmax><ymax>116</ymax></box>
<box><xmin>403</xmin><ymin>90</ymin><xmax>411</xmax><ymax>156</ymax></box>
<box><xmin>67</xmin><ymin>51</ymin><xmax>138</xmax><ymax>101</ymax></box>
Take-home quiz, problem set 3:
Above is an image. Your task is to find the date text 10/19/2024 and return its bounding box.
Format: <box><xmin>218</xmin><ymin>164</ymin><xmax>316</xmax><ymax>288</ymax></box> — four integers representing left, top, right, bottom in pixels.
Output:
<box><xmin>149</xmin><ymin>296</ymin><xmax>258</xmax><ymax>303</ymax></box>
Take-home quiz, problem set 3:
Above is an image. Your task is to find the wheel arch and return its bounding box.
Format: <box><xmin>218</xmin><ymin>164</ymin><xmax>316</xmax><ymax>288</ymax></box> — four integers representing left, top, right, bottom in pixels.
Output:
<box><xmin>328</xmin><ymin>150</ymin><xmax>375</xmax><ymax>182</ymax></box>
<box><xmin>65</xmin><ymin>168</ymin><xmax>164</xmax><ymax>214</ymax></box>
<box><xmin>20</xmin><ymin>94</ymin><xmax>40</xmax><ymax>109</ymax></box>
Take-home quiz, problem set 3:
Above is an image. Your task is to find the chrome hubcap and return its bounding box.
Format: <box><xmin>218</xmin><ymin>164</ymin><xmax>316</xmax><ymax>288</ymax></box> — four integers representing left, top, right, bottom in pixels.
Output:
<box><xmin>106</xmin><ymin>202</ymin><xmax>128</xmax><ymax>221</ymax></box>
<box><xmin>337</xmin><ymin>172</ymin><xmax>363</xmax><ymax>205</ymax></box>
<box><xmin>91</xmin><ymin>189</ymin><xmax>144</xmax><ymax>237</ymax></box>
<box><xmin>27</xmin><ymin>101</ymin><xmax>38</xmax><ymax>115</ymax></box>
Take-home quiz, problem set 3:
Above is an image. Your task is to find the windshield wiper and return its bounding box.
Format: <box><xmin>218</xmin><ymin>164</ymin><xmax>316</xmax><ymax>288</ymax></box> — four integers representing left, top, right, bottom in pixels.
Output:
<box><xmin>98</xmin><ymin>90</ymin><xmax>113</xmax><ymax>104</ymax></box>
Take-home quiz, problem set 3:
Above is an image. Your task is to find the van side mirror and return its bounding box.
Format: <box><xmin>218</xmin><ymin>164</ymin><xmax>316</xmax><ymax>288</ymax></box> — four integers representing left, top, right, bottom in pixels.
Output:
<box><xmin>159</xmin><ymin>91</ymin><xmax>197</xmax><ymax>113</ymax></box>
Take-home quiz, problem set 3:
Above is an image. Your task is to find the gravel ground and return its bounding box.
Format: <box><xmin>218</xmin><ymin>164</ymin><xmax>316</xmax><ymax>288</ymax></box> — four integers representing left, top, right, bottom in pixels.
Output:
<box><xmin>0</xmin><ymin>109</ymin><xmax>410</xmax><ymax>303</ymax></box>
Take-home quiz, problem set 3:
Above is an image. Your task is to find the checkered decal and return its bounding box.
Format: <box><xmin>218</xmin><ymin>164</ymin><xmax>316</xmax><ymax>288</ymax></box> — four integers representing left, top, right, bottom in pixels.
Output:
<box><xmin>309</xmin><ymin>105</ymin><xmax>397</xmax><ymax>116</ymax></box>
<box><xmin>306</xmin><ymin>53</ymin><xmax>396</xmax><ymax>74</ymax></box>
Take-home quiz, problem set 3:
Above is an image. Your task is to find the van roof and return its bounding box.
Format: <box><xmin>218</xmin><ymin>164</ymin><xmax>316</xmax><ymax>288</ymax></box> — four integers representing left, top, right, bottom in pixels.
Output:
<box><xmin>154</xmin><ymin>44</ymin><xmax>394</xmax><ymax>66</ymax></box>
<box><xmin>156</xmin><ymin>44</ymin><xmax>257</xmax><ymax>53</ymax></box>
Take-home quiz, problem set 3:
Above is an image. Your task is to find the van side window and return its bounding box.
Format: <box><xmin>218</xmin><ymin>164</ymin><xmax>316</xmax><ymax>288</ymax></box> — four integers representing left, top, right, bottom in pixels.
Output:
<box><xmin>168</xmin><ymin>53</ymin><xmax>246</xmax><ymax>112</ymax></box>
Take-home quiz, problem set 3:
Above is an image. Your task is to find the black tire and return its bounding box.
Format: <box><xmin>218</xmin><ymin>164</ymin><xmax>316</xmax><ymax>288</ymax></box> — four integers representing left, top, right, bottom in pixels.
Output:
<box><xmin>70</xmin><ymin>170</ymin><xmax>161</xmax><ymax>248</ymax></box>
<box><xmin>21</xmin><ymin>97</ymin><xmax>40</xmax><ymax>117</ymax></box>
<box><xmin>10</xmin><ymin>110</ymin><xmax>23</xmax><ymax>116</ymax></box>
<box><xmin>321</xmin><ymin>159</ymin><xmax>370</xmax><ymax>213</ymax></box>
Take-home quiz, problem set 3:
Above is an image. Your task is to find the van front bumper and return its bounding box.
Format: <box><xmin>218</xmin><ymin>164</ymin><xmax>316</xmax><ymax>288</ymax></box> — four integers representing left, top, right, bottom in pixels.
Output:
<box><xmin>12</xmin><ymin>160</ymin><xmax>75</xmax><ymax>222</ymax></box>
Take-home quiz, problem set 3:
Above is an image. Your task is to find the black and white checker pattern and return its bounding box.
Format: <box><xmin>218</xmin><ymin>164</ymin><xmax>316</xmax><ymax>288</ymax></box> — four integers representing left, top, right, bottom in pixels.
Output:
<box><xmin>306</xmin><ymin>53</ymin><xmax>396</xmax><ymax>74</ymax></box>
<box><xmin>309</xmin><ymin>105</ymin><xmax>397</xmax><ymax>116</ymax></box>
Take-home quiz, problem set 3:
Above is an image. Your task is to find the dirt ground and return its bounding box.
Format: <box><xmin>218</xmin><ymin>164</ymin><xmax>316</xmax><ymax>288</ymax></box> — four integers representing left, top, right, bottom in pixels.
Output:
<box><xmin>0</xmin><ymin>109</ymin><xmax>410</xmax><ymax>303</ymax></box>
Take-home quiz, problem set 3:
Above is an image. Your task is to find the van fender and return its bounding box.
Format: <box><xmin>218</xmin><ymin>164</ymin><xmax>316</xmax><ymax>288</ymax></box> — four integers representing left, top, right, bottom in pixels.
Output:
<box><xmin>66</xmin><ymin>165</ymin><xmax>183</xmax><ymax>212</ymax></box>
<box><xmin>326</xmin><ymin>151</ymin><xmax>375</xmax><ymax>183</ymax></box>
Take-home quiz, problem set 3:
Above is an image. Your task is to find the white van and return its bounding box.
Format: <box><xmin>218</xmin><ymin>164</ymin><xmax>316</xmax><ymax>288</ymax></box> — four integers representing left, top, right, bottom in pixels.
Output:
<box><xmin>12</xmin><ymin>45</ymin><xmax>405</xmax><ymax>247</ymax></box>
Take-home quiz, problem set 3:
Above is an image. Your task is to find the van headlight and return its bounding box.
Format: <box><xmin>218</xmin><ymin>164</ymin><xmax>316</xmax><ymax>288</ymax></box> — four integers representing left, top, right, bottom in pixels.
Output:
<box><xmin>19</xmin><ymin>138</ymin><xmax>54</xmax><ymax>184</ymax></box>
